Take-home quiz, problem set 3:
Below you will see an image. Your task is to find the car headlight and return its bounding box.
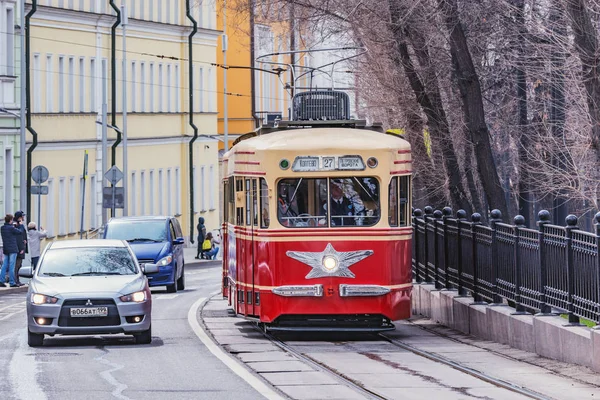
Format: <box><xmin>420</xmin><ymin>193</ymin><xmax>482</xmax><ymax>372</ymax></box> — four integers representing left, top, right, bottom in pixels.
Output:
<box><xmin>156</xmin><ymin>255</ymin><xmax>173</xmax><ymax>267</ymax></box>
<box><xmin>119</xmin><ymin>291</ymin><xmax>147</xmax><ymax>303</ymax></box>
<box><xmin>31</xmin><ymin>293</ymin><xmax>59</xmax><ymax>305</ymax></box>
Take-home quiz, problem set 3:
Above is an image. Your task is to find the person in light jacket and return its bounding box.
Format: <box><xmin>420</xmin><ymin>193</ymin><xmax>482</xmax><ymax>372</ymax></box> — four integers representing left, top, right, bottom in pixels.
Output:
<box><xmin>27</xmin><ymin>222</ymin><xmax>47</xmax><ymax>270</ymax></box>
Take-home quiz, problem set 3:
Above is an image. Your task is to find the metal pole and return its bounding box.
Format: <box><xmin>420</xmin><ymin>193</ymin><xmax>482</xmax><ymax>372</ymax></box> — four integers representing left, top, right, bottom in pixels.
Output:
<box><xmin>223</xmin><ymin>0</ymin><xmax>229</xmax><ymax>151</ymax></box>
<box><xmin>121</xmin><ymin>4</ymin><xmax>128</xmax><ymax>216</ymax></box>
<box><xmin>37</xmin><ymin>186</ymin><xmax>41</xmax><ymax>229</ymax></box>
<box><xmin>20</xmin><ymin>0</ymin><xmax>26</xmax><ymax>213</ymax></box>
<box><xmin>80</xmin><ymin>150</ymin><xmax>88</xmax><ymax>239</ymax></box>
<box><xmin>101</xmin><ymin>102</ymin><xmax>108</xmax><ymax>225</ymax></box>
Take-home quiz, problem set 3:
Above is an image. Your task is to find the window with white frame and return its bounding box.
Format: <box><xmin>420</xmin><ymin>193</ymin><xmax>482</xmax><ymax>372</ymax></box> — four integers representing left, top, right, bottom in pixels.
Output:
<box><xmin>200</xmin><ymin>165</ymin><xmax>206</xmax><ymax>212</ymax></box>
<box><xmin>192</xmin><ymin>166</ymin><xmax>198</xmax><ymax>212</ymax></box>
<box><xmin>46</xmin><ymin>54</ymin><xmax>53</xmax><ymax>112</ymax></box>
<box><xmin>166</xmin><ymin>168</ymin><xmax>172</xmax><ymax>215</ymax></box>
<box><xmin>198</xmin><ymin>67</ymin><xmax>204</xmax><ymax>112</ymax></box>
<box><xmin>90</xmin><ymin>58</ymin><xmax>96</xmax><ymax>112</ymax></box>
<box><xmin>68</xmin><ymin>57</ymin><xmax>75</xmax><ymax>112</ymax></box>
<box><xmin>47</xmin><ymin>178</ymin><xmax>55</xmax><ymax>237</ymax></box>
<box><xmin>166</xmin><ymin>0</ymin><xmax>171</xmax><ymax>23</ymax></box>
<box><xmin>149</xmin><ymin>63</ymin><xmax>154</xmax><ymax>112</ymax></box>
<box><xmin>149</xmin><ymin>170</ymin><xmax>155</xmax><ymax>214</ymax></box>
<box><xmin>102</xmin><ymin>58</ymin><xmax>108</xmax><ymax>104</ymax></box>
<box><xmin>131</xmin><ymin>171</ymin><xmax>137</xmax><ymax>215</ymax></box>
<box><xmin>131</xmin><ymin>61</ymin><xmax>136</xmax><ymax>112</ymax></box>
<box><xmin>140</xmin><ymin>62</ymin><xmax>146</xmax><ymax>112</ymax></box>
<box><xmin>175</xmin><ymin>65</ymin><xmax>180</xmax><ymax>112</ymax></box>
<box><xmin>207</xmin><ymin>67</ymin><xmax>213</xmax><ymax>111</ymax></box>
<box><xmin>59</xmin><ymin>178</ymin><xmax>66</xmax><ymax>235</ymax></box>
<box><xmin>33</xmin><ymin>54</ymin><xmax>41</xmax><ymax>112</ymax></box>
<box><xmin>208</xmin><ymin>0</ymin><xmax>214</xmax><ymax>29</ymax></box>
<box><xmin>90</xmin><ymin>0</ymin><xmax>95</xmax><ymax>12</ymax></box>
<box><xmin>58</xmin><ymin>56</ymin><xmax>65</xmax><ymax>112</ymax></box>
<box><xmin>4</xmin><ymin>7</ymin><xmax>15</xmax><ymax>76</ymax></box>
<box><xmin>209</xmin><ymin>164</ymin><xmax>215</xmax><ymax>210</ymax></box>
<box><xmin>69</xmin><ymin>177</ymin><xmax>76</xmax><ymax>232</ymax></box>
<box><xmin>174</xmin><ymin>0</ymin><xmax>179</xmax><ymax>25</ymax></box>
<box><xmin>158</xmin><ymin>169</ymin><xmax>164</xmax><ymax>214</ymax></box>
<box><xmin>157</xmin><ymin>0</ymin><xmax>162</xmax><ymax>22</ymax></box>
<box><xmin>90</xmin><ymin>175</ymin><xmax>96</xmax><ymax>228</ymax></box>
<box><xmin>198</xmin><ymin>1</ymin><xmax>203</xmax><ymax>27</ymax></box>
<box><xmin>3</xmin><ymin>148</ymin><xmax>13</xmax><ymax>216</ymax></box>
<box><xmin>130</xmin><ymin>0</ymin><xmax>135</xmax><ymax>19</ymax></box>
<box><xmin>140</xmin><ymin>0</ymin><xmax>145</xmax><ymax>20</ymax></box>
<box><xmin>158</xmin><ymin>64</ymin><xmax>163</xmax><ymax>112</ymax></box>
<box><xmin>68</xmin><ymin>0</ymin><xmax>73</xmax><ymax>10</ymax></box>
<box><xmin>79</xmin><ymin>57</ymin><xmax>85</xmax><ymax>112</ymax></box>
<box><xmin>140</xmin><ymin>170</ymin><xmax>146</xmax><ymax>215</ymax></box>
<box><xmin>58</xmin><ymin>0</ymin><xmax>64</xmax><ymax>8</ymax></box>
<box><xmin>149</xmin><ymin>0</ymin><xmax>153</xmax><ymax>20</ymax></box>
<box><xmin>79</xmin><ymin>0</ymin><xmax>84</xmax><ymax>11</ymax></box>
<box><xmin>175</xmin><ymin>167</ymin><xmax>181</xmax><ymax>215</ymax></box>
<box><xmin>167</xmin><ymin>64</ymin><xmax>172</xmax><ymax>112</ymax></box>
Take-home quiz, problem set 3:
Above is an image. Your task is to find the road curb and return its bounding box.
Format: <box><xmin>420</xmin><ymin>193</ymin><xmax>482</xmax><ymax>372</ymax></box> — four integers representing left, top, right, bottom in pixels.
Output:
<box><xmin>0</xmin><ymin>285</ymin><xmax>29</xmax><ymax>296</ymax></box>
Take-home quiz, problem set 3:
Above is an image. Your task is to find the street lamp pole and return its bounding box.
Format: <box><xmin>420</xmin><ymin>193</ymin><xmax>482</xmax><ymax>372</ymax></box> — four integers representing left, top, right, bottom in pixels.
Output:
<box><xmin>121</xmin><ymin>4</ymin><xmax>128</xmax><ymax>216</ymax></box>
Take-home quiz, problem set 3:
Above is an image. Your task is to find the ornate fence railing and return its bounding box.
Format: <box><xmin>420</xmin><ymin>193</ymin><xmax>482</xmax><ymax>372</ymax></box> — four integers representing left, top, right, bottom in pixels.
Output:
<box><xmin>412</xmin><ymin>207</ymin><xmax>600</xmax><ymax>325</ymax></box>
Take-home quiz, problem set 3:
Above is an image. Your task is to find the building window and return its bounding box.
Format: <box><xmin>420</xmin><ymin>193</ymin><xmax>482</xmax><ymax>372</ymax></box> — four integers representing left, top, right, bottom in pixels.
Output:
<box><xmin>207</xmin><ymin>67</ymin><xmax>213</xmax><ymax>111</ymax></box>
<box><xmin>166</xmin><ymin>0</ymin><xmax>171</xmax><ymax>23</ymax></box>
<box><xmin>79</xmin><ymin>0</ymin><xmax>84</xmax><ymax>11</ymax></box>
<box><xmin>79</xmin><ymin>57</ymin><xmax>85</xmax><ymax>112</ymax></box>
<box><xmin>140</xmin><ymin>170</ymin><xmax>146</xmax><ymax>215</ymax></box>
<box><xmin>140</xmin><ymin>0</ymin><xmax>145</xmax><ymax>20</ymax></box>
<box><xmin>33</xmin><ymin>54</ymin><xmax>41</xmax><ymax>112</ymax></box>
<box><xmin>68</xmin><ymin>0</ymin><xmax>73</xmax><ymax>10</ymax></box>
<box><xmin>200</xmin><ymin>166</ymin><xmax>206</xmax><ymax>212</ymax></box>
<box><xmin>158</xmin><ymin>169</ymin><xmax>164</xmax><ymax>214</ymax></box>
<box><xmin>140</xmin><ymin>62</ymin><xmax>146</xmax><ymax>112</ymax></box>
<box><xmin>149</xmin><ymin>0</ymin><xmax>153</xmax><ymax>20</ymax></box>
<box><xmin>157</xmin><ymin>0</ymin><xmax>162</xmax><ymax>22</ymax></box>
<box><xmin>59</xmin><ymin>178</ymin><xmax>66</xmax><ymax>235</ymax></box>
<box><xmin>47</xmin><ymin>178</ymin><xmax>55</xmax><ymax>237</ymax></box>
<box><xmin>130</xmin><ymin>0</ymin><xmax>135</xmax><ymax>19</ymax></box>
<box><xmin>90</xmin><ymin>175</ymin><xmax>96</xmax><ymax>228</ymax></box>
<box><xmin>166</xmin><ymin>168</ymin><xmax>172</xmax><ymax>215</ymax></box>
<box><xmin>175</xmin><ymin>65</ymin><xmax>180</xmax><ymax>112</ymax></box>
<box><xmin>209</xmin><ymin>165</ymin><xmax>215</xmax><ymax>210</ymax></box>
<box><xmin>193</xmin><ymin>166</ymin><xmax>198</xmax><ymax>212</ymax></box>
<box><xmin>68</xmin><ymin>57</ymin><xmax>75</xmax><ymax>112</ymax></box>
<box><xmin>90</xmin><ymin>58</ymin><xmax>96</xmax><ymax>112</ymax></box>
<box><xmin>175</xmin><ymin>167</ymin><xmax>181</xmax><ymax>215</ymax></box>
<box><xmin>167</xmin><ymin>64</ymin><xmax>172</xmax><ymax>112</ymax></box>
<box><xmin>46</xmin><ymin>54</ymin><xmax>53</xmax><ymax>112</ymax></box>
<box><xmin>102</xmin><ymin>58</ymin><xmax>108</xmax><ymax>105</ymax></box>
<box><xmin>198</xmin><ymin>67</ymin><xmax>204</xmax><ymax>112</ymax></box>
<box><xmin>158</xmin><ymin>64</ymin><xmax>163</xmax><ymax>112</ymax></box>
<box><xmin>149</xmin><ymin>63</ymin><xmax>155</xmax><ymax>112</ymax></box>
<box><xmin>131</xmin><ymin>61</ymin><xmax>136</xmax><ymax>112</ymax></box>
<box><xmin>3</xmin><ymin>148</ymin><xmax>13</xmax><ymax>215</ymax></box>
<box><xmin>69</xmin><ymin>177</ymin><xmax>76</xmax><ymax>233</ymax></box>
<box><xmin>58</xmin><ymin>56</ymin><xmax>65</xmax><ymax>112</ymax></box>
<box><xmin>131</xmin><ymin>171</ymin><xmax>137</xmax><ymax>216</ymax></box>
<box><xmin>4</xmin><ymin>7</ymin><xmax>14</xmax><ymax>76</ymax></box>
<box><xmin>174</xmin><ymin>0</ymin><xmax>179</xmax><ymax>25</ymax></box>
<box><xmin>149</xmin><ymin>170</ymin><xmax>155</xmax><ymax>214</ymax></box>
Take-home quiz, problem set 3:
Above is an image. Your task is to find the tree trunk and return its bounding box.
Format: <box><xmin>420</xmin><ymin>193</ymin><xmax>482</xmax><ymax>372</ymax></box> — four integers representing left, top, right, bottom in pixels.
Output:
<box><xmin>436</xmin><ymin>0</ymin><xmax>509</xmax><ymax>219</ymax></box>
<box><xmin>389</xmin><ymin>1</ymin><xmax>472</xmax><ymax>214</ymax></box>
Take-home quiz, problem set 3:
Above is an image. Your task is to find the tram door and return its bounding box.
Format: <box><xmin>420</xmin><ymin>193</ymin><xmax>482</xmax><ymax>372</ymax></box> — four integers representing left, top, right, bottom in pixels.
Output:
<box><xmin>243</xmin><ymin>178</ymin><xmax>258</xmax><ymax>317</ymax></box>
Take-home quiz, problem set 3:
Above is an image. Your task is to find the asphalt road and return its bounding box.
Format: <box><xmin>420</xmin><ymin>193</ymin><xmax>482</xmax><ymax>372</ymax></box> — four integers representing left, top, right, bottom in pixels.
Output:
<box><xmin>0</xmin><ymin>261</ymin><xmax>265</xmax><ymax>400</ymax></box>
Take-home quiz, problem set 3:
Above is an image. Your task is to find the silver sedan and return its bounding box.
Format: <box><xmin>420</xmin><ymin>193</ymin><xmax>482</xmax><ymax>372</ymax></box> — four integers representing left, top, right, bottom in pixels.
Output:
<box><xmin>19</xmin><ymin>239</ymin><xmax>158</xmax><ymax>347</ymax></box>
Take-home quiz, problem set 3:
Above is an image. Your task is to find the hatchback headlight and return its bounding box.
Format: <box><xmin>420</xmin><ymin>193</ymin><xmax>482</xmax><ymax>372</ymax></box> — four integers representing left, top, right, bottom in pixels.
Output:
<box><xmin>119</xmin><ymin>291</ymin><xmax>147</xmax><ymax>303</ymax></box>
<box><xmin>156</xmin><ymin>255</ymin><xmax>173</xmax><ymax>267</ymax></box>
<box><xmin>31</xmin><ymin>293</ymin><xmax>59</xmax><ymax>305</ymax></box>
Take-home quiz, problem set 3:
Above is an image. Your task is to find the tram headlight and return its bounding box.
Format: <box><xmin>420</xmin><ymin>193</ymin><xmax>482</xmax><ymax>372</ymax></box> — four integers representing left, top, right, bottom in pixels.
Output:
<box><xmin>322</xmin><ymin>255</ymin><xmax>338</xmax><ymax>272</ymax></box>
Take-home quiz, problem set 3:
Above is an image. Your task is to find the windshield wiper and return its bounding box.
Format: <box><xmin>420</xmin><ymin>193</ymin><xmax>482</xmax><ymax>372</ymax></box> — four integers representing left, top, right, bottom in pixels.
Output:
<box><xmin>42</xmin><ymin>272</ymin><xmax>66</xmax><ymax>277</ymax></box>
<box><xmin>126</xmin><ymin>238</ymin><xmax>161</xmax><ymax>243</ymax></box>
<box><xmin>71</xmin><ymin>272</ymin><xmax>123</xmax><ymax>276</ymax></box>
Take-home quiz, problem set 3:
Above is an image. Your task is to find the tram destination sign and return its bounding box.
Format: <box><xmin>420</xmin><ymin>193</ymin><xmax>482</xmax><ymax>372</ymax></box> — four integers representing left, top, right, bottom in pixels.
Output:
<box><xmin>292</xmin><ymin>155</ymin><xmax>365</xmax><ymax>172</ymax></box>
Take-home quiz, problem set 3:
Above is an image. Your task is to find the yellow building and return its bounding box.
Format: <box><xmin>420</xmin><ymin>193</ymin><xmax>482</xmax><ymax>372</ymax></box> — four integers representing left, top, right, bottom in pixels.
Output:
<box><xmin>26</xmin><ymin>0</ymin><xmax>222</xmax><ymax>243</ymax></box>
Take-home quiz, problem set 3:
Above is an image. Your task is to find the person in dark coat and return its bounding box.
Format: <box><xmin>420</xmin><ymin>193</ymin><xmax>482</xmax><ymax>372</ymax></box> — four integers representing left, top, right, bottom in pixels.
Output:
<box><xmin>195</xmin><ymin>217</ymin><xmax>207</xmax><ymax>259</ymax></box>
<box><xmin>1</xmin><ymin>214</ymin><xmax>22</xmax><ymax>287</ymax></box>
<box><xmin>328</xmin><ymin>181</ymin><xmax>356</xmax><ymax>226</ymax></box>
<box><xmin>13</xmin><ymin>211</ymin><xmax>27</xmax><ymax>285</ymax></box>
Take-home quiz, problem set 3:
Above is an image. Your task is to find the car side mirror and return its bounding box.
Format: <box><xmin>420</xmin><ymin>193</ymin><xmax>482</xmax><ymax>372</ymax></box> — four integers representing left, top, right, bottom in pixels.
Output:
<box><xmin>19</xmin><ymin>267</ymin><xmax>33</xmax><ymax>279</ymax></box>
<box><xmin>142</xmin><ymin>263</ymin><xmax>159</xmax><ymax>274</ymax></box>
<box><xmin>173</xmin><ymin>237</ymin><xmax>185</xmax><ymax>245</ymax></box>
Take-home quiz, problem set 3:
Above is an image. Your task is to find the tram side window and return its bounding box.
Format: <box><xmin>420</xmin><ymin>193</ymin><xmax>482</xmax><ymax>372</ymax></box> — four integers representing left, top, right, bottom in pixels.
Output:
<box><xmin>260</xmin><ymin>178</ymin><xmax>269</xmax><ymax>228</ymax></box>
<box><xmin>228</xmin><ymin>176</ymin><xmax>235</xmax><ymax>224</ymax></box>
<box><xmin>278</xmin><ymin>178</ymin><xmax>328</xmax><ymax>228</ymax></box>
<box><xmin>389</xmin><ymin>177</ymin><xmax>398</xmax><ymax>227</ymax></box>
<box><xmin>252</xmin><ymin>179</ymin><xmax>258</xmax><ymax>226</ymax></box>
<box><xmin>223</xmin><ymin>181</ymin><xmax>229</xmax><ymax>223</ymax></box>
<box><xmin>399</xmin><ymin>176</ymin><xmax>411</xmax><ymax>226</ymax></box>
<box><xmin>245</xmin><ymin>179</ymin><xmax>251</xmax><ymax>226</ymax></box>
<box><xmin>389</xmin><ymin>176</ymin><xmax>411</xmax><ymax>227</ymax></box>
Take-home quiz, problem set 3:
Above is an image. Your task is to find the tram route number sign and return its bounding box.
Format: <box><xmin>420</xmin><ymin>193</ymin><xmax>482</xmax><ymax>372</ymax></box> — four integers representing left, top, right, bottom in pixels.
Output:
<box><xmin>292</xmin><ymin>155</ymin><xmax>365</xmax><ymax>172</ymax></box>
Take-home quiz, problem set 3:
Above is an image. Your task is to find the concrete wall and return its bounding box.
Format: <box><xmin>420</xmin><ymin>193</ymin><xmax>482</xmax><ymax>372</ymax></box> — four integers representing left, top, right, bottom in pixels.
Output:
<box><xmin>411</xmin><ymin>284</ymin><xmax>600</xmax><ymax>372</ymax></box>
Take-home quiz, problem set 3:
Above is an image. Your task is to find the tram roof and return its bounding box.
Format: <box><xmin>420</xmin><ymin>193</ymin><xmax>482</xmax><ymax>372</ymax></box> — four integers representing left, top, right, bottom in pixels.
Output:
<box><xmin>225</xmin><ymin>127</ymin><xmax>410</xmax><ymax>157</ymax></box>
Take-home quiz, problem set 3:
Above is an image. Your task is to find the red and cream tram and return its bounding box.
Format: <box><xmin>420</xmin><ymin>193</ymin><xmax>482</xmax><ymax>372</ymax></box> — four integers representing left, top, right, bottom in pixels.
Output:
<box><xmin>221</xmin><ymin>116</ymin><xmax>412</xmax><ymax>331</ymax></box>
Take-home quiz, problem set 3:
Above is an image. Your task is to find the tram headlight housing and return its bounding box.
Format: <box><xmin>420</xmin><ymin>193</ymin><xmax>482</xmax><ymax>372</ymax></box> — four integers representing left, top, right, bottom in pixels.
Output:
<box><xmin>322</xmin><ymin>255</ymin><xmax>338</xmax><ymax>272</ymax></box>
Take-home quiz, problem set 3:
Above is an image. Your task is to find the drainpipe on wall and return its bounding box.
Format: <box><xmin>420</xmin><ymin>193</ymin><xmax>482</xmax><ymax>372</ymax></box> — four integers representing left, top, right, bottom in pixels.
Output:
<box><xmin>25</xmin><ymin>0</ymin><xmax>38</xmax><ymax>220</ymax></box>
<box><xmin>109</xmin><ymin>0</ymin><xmax>122</xmax><ymax>168</ymax></box>
<box><xmin>186</xmin><ymin>0</ymin><xmax>199</xmax><ymax>243</ymax></box>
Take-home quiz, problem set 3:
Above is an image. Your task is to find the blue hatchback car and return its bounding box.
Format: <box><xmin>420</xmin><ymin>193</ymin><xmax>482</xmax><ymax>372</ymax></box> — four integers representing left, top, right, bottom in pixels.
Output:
<box><xmin>103</xmin><ymin>216</ymin><xmax>185</xmax><ymax>293</ymax></box>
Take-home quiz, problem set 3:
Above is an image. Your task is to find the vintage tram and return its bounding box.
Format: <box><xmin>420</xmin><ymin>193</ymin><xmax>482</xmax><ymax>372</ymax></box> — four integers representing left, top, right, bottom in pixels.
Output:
<box><xmin>220</xmin><ymin>94</ymin><xmax>413</xmax><ymax>331</ymax></box>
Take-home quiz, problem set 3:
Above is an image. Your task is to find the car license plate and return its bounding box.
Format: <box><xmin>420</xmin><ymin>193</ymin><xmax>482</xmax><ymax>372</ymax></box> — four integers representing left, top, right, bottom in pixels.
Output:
<box><xmin>70</xmin><ymin>307</ymin><xmax>108</xmax><ymax>318</ymax></box>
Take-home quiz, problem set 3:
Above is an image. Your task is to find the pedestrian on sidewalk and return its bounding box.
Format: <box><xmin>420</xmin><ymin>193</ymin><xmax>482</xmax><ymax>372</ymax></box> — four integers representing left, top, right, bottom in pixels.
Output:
<box><xmin>195</xmin><ymin>217</ymin><xmax>206</xmax><ymax>259</ymax></box>
<box><xmin>27</xmin><ymin>222</ymin><xmax>47</xmax><ymax>271</ymax></box>
<box><xmin>0</xmin><ymin>214</ymin><xmax>22</xmax><ymax>287</ymax></box>
<box><xmin>0</xmin><ymin>229</ymin><xmax>4</xmax><ymax>278</ymax></box>
<box><xmin>13</xmin><ymin>211</ymin><xmax>27</xmax><ymax>286</ymax></box>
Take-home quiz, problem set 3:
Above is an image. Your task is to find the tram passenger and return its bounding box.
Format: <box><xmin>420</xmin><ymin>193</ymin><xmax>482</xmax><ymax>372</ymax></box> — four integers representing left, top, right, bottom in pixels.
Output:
<box><xmin>328</xmin><ymin>180</ymin><xmax>357</xmax><ymax>226</ymax></box>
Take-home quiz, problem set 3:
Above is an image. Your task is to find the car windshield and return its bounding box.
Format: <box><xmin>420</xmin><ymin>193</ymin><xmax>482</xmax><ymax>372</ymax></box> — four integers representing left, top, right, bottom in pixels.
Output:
<box><xmin>38</xmin><ymin>247</ymin><xmax>138</xmax><ymax>277</ymax></box>
<box><xmin>104</xmin><ymin>220</ymin><xmax>167</xmax><ymax>242</ymax></box>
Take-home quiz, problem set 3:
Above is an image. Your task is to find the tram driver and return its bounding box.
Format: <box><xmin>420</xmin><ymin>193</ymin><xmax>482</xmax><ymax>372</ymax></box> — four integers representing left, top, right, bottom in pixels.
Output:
<box><xmin>326</xmin><ymin>180</ymin><xmax>357</xmax><ymax>226</ymax></box>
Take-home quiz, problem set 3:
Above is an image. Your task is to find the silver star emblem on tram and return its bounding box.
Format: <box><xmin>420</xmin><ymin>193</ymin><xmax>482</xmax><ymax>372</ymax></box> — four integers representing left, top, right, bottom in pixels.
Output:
<box><xmin>286</xmin><ymin>243</ymin><xmax>374</xmax><ymax>279</ymax></box>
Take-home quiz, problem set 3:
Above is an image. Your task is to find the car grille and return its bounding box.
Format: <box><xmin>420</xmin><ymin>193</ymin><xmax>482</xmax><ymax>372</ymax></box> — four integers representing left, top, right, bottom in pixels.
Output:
<box><xmin>58</xmin><ymin>298</ymin><xmax>121</xmax><ymax>327</ymax></box>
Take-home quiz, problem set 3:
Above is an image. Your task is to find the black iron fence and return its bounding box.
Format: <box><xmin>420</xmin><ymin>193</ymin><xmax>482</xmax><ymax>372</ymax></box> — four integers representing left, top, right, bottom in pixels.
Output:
<box><xmin>412</xmin><ymin>207</ymin><xmax>600</xmax><ymax>325</ymax></box>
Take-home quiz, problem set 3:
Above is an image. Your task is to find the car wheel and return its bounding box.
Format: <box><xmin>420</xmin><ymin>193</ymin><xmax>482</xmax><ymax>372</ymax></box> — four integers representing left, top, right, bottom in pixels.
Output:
<box><xmin>28</xmin><ymin>330</ymin><xmax>44</xmax><ymax>347</ymax></box>
<box><xmin>135</xmin><ymin>326</ymin><xmax>152</xmax><ymax>345</ymax></box>
<box><xmin>177</xmin><ymin>265</ymin><xmax>185</xmax><ymax>291</ymax></box>
<box><xmin>166</xmin><ymin>267</ymin><xmax>178</xmax><ymax>293</ymax></box>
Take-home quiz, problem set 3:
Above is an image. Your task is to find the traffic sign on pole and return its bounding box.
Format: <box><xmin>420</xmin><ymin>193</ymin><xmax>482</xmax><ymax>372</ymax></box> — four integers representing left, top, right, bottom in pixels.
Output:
<box><xmin>31</xmin><ymin>186</ymin><xmax>48</xmax><ymax>195</ymax></box>
<box><xmin>104</xmin><ymin>165</ymin><xmax>123</xmax><ymax>185</ymax></box>
<box><xmin>32</xmin><ymin>165</ymin><xmax>49</xmax><ymax>184</ymax></box>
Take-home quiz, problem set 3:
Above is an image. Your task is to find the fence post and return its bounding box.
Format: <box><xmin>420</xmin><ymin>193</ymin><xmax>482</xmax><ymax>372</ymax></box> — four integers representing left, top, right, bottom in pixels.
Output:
<box><xmin>433</xmin><ymin>210</ymin><xmax>443</xmax><ymax>289</ymax></box>
<box><xmin>424</xmin><ymin>206</ymin><xmax>434</xmax><ymax>283</ymax></box>
<box><xmin>595</xmin><ymin>212</ymin><xmax>600</xmax><ymax>324</ymax></box>
<box><xmin>457</xmin><ymin>209</ymin><xmax>467</xmax><ymax>296</ymax></box>
<box><xmin>537</xmin><ymin>210</ymin><xmax>553</xmax><ymax>315</ymax></box>
<box><xmin>513</xmin><ymin>215</ymin><xmax>527</xmax><ymax>314</ymax></box>
<box><xmin>471</xmin><ymin>213</ymin><xmax>485</xmax><ymax>303</ymax></box>
<box><xmin>442</xmin><ymin>207</ymin><xmax>453</xmax><ymax>290</ymax></box>
<box><xmin>565</xmin><ymin>214</ymin><xmax>581</xmax><ymax>325</ymax></box>
<box><xmin>490</xmin><ymin>210</ymin><xmax>503</xmax><ymax>304</ymax></box>
<box><xmin>413</xmin><ymin>209</ymin><xmax>423</xmax><ymax>283</ymax></box>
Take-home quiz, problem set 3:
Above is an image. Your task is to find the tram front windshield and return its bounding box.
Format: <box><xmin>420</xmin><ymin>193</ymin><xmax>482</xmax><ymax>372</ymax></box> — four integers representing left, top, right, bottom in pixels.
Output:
<box><xmin>277</xmin><ymin>177</ymin><xmax>380</xmax><ymax>227</ymax></box>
